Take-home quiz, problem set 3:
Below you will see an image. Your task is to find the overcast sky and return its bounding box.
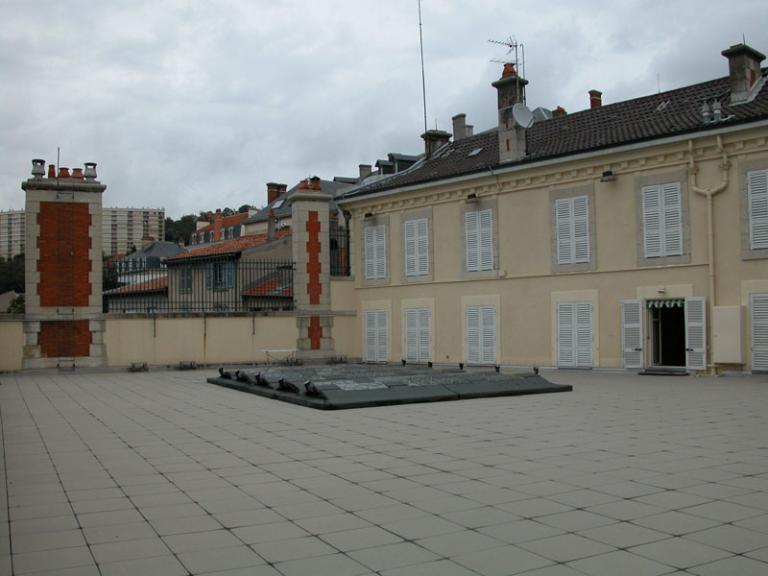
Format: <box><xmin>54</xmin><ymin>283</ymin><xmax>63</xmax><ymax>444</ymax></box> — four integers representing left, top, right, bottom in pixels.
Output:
<box><xmin>1</xmin><ymin>0</ymin><xmax>766</xmax><ymax>218</ymax></box>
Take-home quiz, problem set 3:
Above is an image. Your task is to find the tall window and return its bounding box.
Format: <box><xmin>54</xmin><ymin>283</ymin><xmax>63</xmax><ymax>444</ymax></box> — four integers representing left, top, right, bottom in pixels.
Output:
<box><xmin>365</xmin><ymin>309</ymin><xmax>388</xmax><ymax>362</ymax></box>
<box><xmin>179</xmin><ymin>268</ymin><xmax>193</xmax><ymax>293</ymax></box>
<box><xmin>206</xmin><ymin>261</ymin><xmax>234</xmax><ymax>290</ymax></box>
<box><xmin>557</xmin><ymin>301</ymin><xmax>593</xmax><ymax>368</ymax></box>
<box><xmin>364</xmin><ymin>224</ymin><xmax>387</xmax><ymax>280</ymax></box>
<box><xmin>404</xmin><ymin>308</ymin><xmax>431</xmax><ymax>362</ymax></box>
<box><xmin>465</xmin><ymin>209</ymin><xmax>494</xmax><ymax>272</ymax></box>
<box><xmin>555</xmin><ymin>196</ymin><xmax>590</xmax><ymax>264</ymax></box>
<box><xmin>466</xmin><ymin>305</ymin><xmax>496</xmax><ymax>364</ymax></box>
<box><xmin>748</xmin><ymin>169</ymin><xmax>768</xmax><ymax>250</ymax></box>
<box><xmin>404</xmin><ymin>218</ymin><xmax>429</xmax><ymax>276</ymax></box>
<box><xmin>642</xmin><ymin>182</ymin><xmax>682</xmax><ymax>257</ymax></box>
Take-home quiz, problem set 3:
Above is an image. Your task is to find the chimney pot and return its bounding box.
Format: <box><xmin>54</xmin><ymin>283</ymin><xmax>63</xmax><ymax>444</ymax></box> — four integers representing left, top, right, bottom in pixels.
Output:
<box><xmin>452</xmin><ymin>113</ymin><xmax>467</xmax><ymax>141</ymax></box>
<box><xmin>589</xmin><ymin>89</ymin><xmax>603</xmax><ymax>109</ymax></box>
<box><xmin>31</xmin><ymin>159</ymin><xmax>45</xmax><ymax>178</ymax></box>
<box><xmin>310</xmin><ymin>176</ymin><xmax>322</xmax><ymax>190</ymax></box>
<box><xmin>47</xmin><ymin>164</ymin><xmax>56</xmax><ymax>178</ymax></box>
<box><xmin>299</xmin><ymin>179</ymin><xmax>310</xmax><ymax>190</ymax></box>
<box><xmin>71</xmin><ymin>167</ymin><xmax>84</xmax><ymax>179</ymax></box>
<box><xmin>58</xmin><ymin>167</ymin><xmax>70</xmax><ymax>178</ymax></box>
<box><xmin>465</xmin><ymin>125</ymin><xmax>474</xmax><ymax>137</ymax></box>
<box><xmin>501</xmin><ymin>63</ymin><xmax>517</xmax><ymax>78</ymax></box>
<box><xmin>83</xmin><ymin>162</ymin><xmax>97</xmax><ymax>180</ymax></box>
<box><xmin>552</xmin><ymin>106</ymin><xmax>567</xmax><ymax>118</ymax></box>
<box><xmin>421</xmin><ymin>129</ymin><xmax>451</xmax><ymax>159</ymax></box>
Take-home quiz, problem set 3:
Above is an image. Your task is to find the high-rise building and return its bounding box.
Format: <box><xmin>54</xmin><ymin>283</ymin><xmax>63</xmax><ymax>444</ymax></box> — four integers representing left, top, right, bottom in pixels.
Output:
<box><xmin>102</xmin><ymin>207</ymin><xmax>166</xmax><ymax>256</ymax></box>
<box><xmin>0</xmin><ymin>209</ymin><xmax>26</xmax><ymax>259</ymax></box>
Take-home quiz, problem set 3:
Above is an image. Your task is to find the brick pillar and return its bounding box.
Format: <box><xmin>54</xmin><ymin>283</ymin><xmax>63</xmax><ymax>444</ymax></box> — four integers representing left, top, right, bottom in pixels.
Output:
<box><xmin>21</xmin><ymin>160</ymin><xmax>106</xmax><ymax>369</ymax></box>
<box><xmin>291</xmin><ymin>178</ymin><xmax>335</xmax><ymax>359</ymax></box>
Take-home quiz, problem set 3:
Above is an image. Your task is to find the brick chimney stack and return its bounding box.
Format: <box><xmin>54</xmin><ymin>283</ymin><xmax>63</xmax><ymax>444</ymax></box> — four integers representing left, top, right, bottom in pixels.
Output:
<box><xmin>722</xmin><ymin>43</ymin><xmax>765</xmax><ymax>104</ymax></box>
<box><xmin>266</xmin><ymin>182</ymin><xmax>286</xmax><ymax>205</ymax></box>
<box><xmin>492</xmin><ymin>62</ymin><xmax>529</xmax><ymax>164</ymax></box>
<box><xmin>589</xmin><ymin>89</ymin><xmax>602</xmax><ymax>109</ymax></box>
<box><xmin>358</xmin><ymin>164</ymin><xmax>372</xmax><ymax>181</ymax></box>
<box><xmin>421</xmin><ymin>129</ymin><xmax>451</xmax><ymax>159</ymax></box>
<box><xmin>452</xmin><ymin>113</ymin><xmax>467</xmax><ymax>141</ymax></box>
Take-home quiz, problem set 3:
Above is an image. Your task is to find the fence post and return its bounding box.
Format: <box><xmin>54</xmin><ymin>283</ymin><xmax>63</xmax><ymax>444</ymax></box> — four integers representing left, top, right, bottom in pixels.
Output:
<box><xmin>291</xmin><ymin>178</ymin><xmax>335</xmax><ymax>358</ymax></box>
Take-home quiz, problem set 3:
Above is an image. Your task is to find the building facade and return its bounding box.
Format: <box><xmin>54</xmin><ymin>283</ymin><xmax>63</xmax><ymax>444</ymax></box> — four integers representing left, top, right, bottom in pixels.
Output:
<box><xmin>338</xmin><ymin>44</ymin><xmax>768</xmax><ymax>374</ymax></box>
<box><xmin>0</xmin><ymin>209</ymin><xmax>25</xmax><ymax>259</ymax></box>
<box><xmin>102</xmin><ymin>206</ymin><xmax>165</xmax><ymax>256</ymax></box>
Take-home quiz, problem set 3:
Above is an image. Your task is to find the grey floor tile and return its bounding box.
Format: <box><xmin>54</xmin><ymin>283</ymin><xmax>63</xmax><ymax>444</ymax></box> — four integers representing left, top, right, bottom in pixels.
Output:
<box><xmin>233</xmin><ymin>520</ymin><xmax>309</xmax><ymax>544</ymax></box>
<box><xmin>478</xmin><ymin>519</ymin><xmax>565</xmax><ymax>544</ymax></box>
<box><xmin>633</xmin><ymin>510</ymin><xmax>721</xmax><ymax>535</ymax></box>
<box><xmin>82</xmin><ymin>521</ymin><xmax>156</xmax><ymax>544</ymax></box>
<box><xmin>687</xmin><ymin>555</ymin><xmax>768</xmax><ymax>576</ymax></box>
<box><xmin>578</xmin><ymin>522</ymin><xmax>668</xmax><ymax>548</ymax></box>
<box><xmin>381</xmin><ymin>515</ymin><xmax>464</xmax><ymax>539</ymax></box>
<box><xmin>683</xmin><ymin>523</ymin><xmax>768</xmax><ymax>553</ymax></box>
<box><xmin>453</xmin><ymin>545</ymin><xmax>553</xmax><ymax>575</ymax></box>
<box><xmin>381</xmin><ymin>558</ymin><xmax>481</xmax><ymax>576</ymax></box>
<box><xmin>12</xmin><ymin>546</ymin><xmax>94</xmax><ymax>574</ymax></box>
<box><xmin>567</xmin><ymin>550</ymin><xmax>671</xmax><ymax>576</ymax></box>
<box><xmin>250</xmin><ymin>535</ymin><xmax>336</xmax><ymax>563</ymax></box>
<box><xmin>320</xmin><ymin>525</ymin><xmax>402</xmax><ymax>551</ymax></box>
<box><xmin>274</xmin><ymin>552</ymin><xmax>370</xmax><ymax>576</ymax></box>
<box><xmin>163</xmin><ymin>529</ymin><xmax>242</xmax><ymax>553</ymax></box>
<box><xmin>178</xmin><ymin>544</ymin><xmax>266</xmax><ymax>573</ymax></box>
<box><xmin>99</xmin><ymin>554</ymin><xmax>188</xmax><ymax>576</ymax></box>
<box><xmin>416</xmin><ymin>530</ymin><xmax>506</xmax><ymax>557</ymax></box>
<box><xmin>629</xmin><ymin>537</ymin><xmax>732</xmax><ymax>569</ymax></box>
<box><xmin>519</xmin><ymin>533</ymin><xmax>615</xmax><ymax>563</ymax></box>
<box><xmin>90</xmin><ymin>536</ymin><xmax>170</xmax><ymax>564</ymax></box>
<box><xmin>12</xmin><ymin>529</ymin><xmax>85</xmax><ymax>553</ymax></box>
<box><xmin>348</xmin><ymin>541</ymin><xmax>441</xmax><ymax>571</ymax></box>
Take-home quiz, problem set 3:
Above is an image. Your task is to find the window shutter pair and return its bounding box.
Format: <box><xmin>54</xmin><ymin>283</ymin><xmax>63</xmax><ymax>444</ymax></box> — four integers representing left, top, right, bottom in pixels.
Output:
<box><xmin>748</xmin><ymin>169</ymin><xmax>768</xmax><ymax>250</ymax></box>
<box><xmin>466</xmin><ymin>305</ymin><xmax>496</xmax><ymax>364</ymax></box>
<box><xmin>557</xmin><ymin>302</ymin><xmax>592</xmax><ymax>367</ymax></box>
<box><xmin>364</xmin><ymin>225</ymin><xmax>387</xmax><ymax>279</ymax></box>
<box><xmin>555</xmin><ymin>196</ymin><xmax>590</xmax><ymax>264</ymax></box>
<box><xmin>465</xmin><ymin>209</ymin><xmax>493</xmax><ymax>272</ymax></box>
<box><xmin>405</xmin><ymin>308</ymin><xmax>431</xmax><ymax>362</ymax></box>
<box><xmin>365</xmin><ymin>309</ymin><xmax>388</xmax><ymax>362</ymax></box>
<box><xmin>642</xmin><ymin>183</ymin><xmax>682</xmax><ymax>257</ymax></box>
<box><xmin>404</xmin><ymin>218</ymin><xmax>429</xmax><ymax>276</ymax></box>
<box><xmin>752</xmin><ymin>293</ymin><xmax>768</xmax><ymax>371</ymax></box>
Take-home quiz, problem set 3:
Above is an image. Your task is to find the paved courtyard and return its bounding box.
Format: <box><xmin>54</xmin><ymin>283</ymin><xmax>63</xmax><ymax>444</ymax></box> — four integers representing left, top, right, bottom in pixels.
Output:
<box><xmin>1</xmin><ymin>368</ymin><xmax>767</xmax><ymax>576</ymax></box>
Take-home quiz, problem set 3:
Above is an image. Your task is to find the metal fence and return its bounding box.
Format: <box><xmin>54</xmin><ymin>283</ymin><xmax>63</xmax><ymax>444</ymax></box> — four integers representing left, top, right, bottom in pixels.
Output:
<box><xmin>103</xmin><ymin>257</ymin><xmax>294</xmax><ymax>314</ymax></box>
<box><xmin>330</xmin><ymin>225</ymin><xmax>350</xmax><ymax>276</ymax></box>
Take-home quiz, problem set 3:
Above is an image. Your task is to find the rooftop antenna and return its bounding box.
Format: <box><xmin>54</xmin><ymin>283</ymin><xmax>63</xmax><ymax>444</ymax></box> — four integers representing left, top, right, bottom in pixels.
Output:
<box><xmin>56</xmin><ymin>146</ymin><xmax>60</xmax><ymax>181</ymax></box>
<box><xmin>418</xmin><ymin>0</ymin><xmax>428</xmax><ymax>135</ymax></box>
<box><xmin>488</xmin><ymin>36</ymin><xmax>526</xmax><ymax>104</ymax></box>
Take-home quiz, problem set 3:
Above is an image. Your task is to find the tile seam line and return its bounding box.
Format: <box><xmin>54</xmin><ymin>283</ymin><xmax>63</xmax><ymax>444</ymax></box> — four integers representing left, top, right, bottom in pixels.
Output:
<box><xmin>1</xmin><ymin>381</ymin><xmax>14</xmax><ymax>575</ymax></box>
<box><xmin>12</xmin><ymin>376</ymin><xmax>102</xmax><ymax>576</ymax></box>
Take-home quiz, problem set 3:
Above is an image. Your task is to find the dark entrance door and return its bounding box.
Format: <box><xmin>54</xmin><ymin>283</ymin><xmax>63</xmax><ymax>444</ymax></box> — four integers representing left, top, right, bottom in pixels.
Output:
<box><xmin>650</xmin><ymin>302</ymin><xmax>685</xmax><ymax>367</ymax></box>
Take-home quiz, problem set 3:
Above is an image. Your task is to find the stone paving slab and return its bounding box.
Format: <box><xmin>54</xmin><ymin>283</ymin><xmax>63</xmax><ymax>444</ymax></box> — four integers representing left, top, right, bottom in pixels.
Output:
<box><xmin>0</xmin><ymin>368</ymin><xmax>767</xmax><ymax>575</ymax></box>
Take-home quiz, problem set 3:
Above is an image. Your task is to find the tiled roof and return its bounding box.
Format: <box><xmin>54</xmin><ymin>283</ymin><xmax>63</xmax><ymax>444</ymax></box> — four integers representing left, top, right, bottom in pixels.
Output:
<box><xmin>104</xmin><ymin>276</ymin><xmax>168</xmax><ymax>295</ymax></box>
<box><xmin>196</xmin><ymin>212</ymin><xmax>250</xmax><ymax>235</ymax></box>
<box><xmin>168</xmin><ymin>230</ymin><xmax>292</xmax><ymax>261</ymax></box>
<box><xmin>344</xmin><ymin>70</ymin><xmax>768</xmax><ymax>199</ymax></box>
<box><xmin>242</xmin><ymin>276</ymin><xmax>293</xmax><ymax>298</ymax></box>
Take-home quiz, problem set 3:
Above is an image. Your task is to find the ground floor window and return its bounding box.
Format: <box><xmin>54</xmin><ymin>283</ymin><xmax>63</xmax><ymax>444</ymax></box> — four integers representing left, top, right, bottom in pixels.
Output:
<box><xmin>404</xmin><ymin>308</ymin><xmax>431</xmax><ymax>363</ymax></box>
<box><xmin>466</xmin><ymin>305</ymin><xmax>496</xmax><ymax>364</ymax></box>
<box><xmin>365</xmin><ymin>309</ymin><xmax>388</xmax><ymax>362</ymax></box>
<box><xmin>557</xmin><ymin>301</ymin><xmax>593</xmax><ymax>368</ymax></box>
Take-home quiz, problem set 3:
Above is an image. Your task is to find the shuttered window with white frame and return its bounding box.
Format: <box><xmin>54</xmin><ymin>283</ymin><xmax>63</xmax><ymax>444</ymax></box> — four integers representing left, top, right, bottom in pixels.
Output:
<box><xmin>465</xmin><ymin>209</ymin><xmax>494</xmax><ymax>272</ymax></box>
<box><xmin>364</xmin><ymin>224</ymin><xmax>387</xmax><ymax>280</ymax></box>
<box><xmin>750</xmin><ymin>293</ymin><xmax>768</xmax><ymax>371</ymax></box>
<box><xmin>404</xmin><ymin>307</ymin><xmax>431</xmax><ymax>362</ymax></box>
<box><xmin>466</xmin><ymin>304</ymin><xmax>496</xmax><ymax>364</ymax></box>
<box><xmin>557</xmin><ymin>301</ymin><xmax>593</xmax><ymax>368</ymax></box>
<box><xmin>642</xmin><ymin>182</ymin><xmax>683</xmax><ymax>258</ymax></box>
<box><xmin>555</xmin><ymin>195</ymin><xmax>590</xmax><ymax>265</ymax></box>
<box><xmin>748</xmin><ymin>169</ymin><xmax>768</xmax><ymax>250</ymax></box>
<box><xmin>621</xmin><ymin>300</ymin><xmax>644</xmax><ymax>369</ymax></box>
<box><xmin>404</xmin><ymin>218</ymin><xmax>430</xmax><ymax>276</ymax></box>
<box><xmin>364</xmin><ymin>309</ymin><xmax>388</xmax><ymax>362</ymax></box>
<box><xmin>685</xmin><ymin>297</ymin><xmax>707</xmax><ymax>370</ymax></box>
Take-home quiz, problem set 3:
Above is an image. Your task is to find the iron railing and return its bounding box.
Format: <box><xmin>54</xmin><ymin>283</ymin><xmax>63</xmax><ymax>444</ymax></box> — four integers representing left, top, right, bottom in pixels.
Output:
<box><xmin>103</xmin><ymin>257</ymin><xmax>294</xmax><ymax>314</ymax></box>
<box><xmin>330</xmin><ymin>225</ymin><xmax>350</xmax><ymax>276</ymax></box>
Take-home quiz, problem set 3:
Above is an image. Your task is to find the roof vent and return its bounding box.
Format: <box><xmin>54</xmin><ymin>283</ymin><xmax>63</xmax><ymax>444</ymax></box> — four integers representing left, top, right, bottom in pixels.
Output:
<box><xmin>468</xmin><ymin>148</ymin><xmax>483</xmax><ymax>157</ymax></box>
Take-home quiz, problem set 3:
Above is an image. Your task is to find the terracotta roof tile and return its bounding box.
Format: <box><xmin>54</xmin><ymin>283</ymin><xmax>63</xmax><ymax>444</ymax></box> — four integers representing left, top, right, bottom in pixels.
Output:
<box><xmin>104</xmin><ymin>276</ymin><xmax>168</xmax><ymax>295</ymax></box>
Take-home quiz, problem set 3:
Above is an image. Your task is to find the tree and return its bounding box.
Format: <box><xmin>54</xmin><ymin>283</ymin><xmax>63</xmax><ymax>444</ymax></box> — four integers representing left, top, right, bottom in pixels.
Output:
<box><xmin>165</xmin><ymin>214</ymin><xmax>198</xmax><ymax>244</ymax></box>
<box><xmin>0</xmin><ymin>254</ymin><xmax>24</xmax><ymax>294</ymax></box>
<box><xmin>238</xmin><ymin>204</ymin><xmax>251</xmax><ymax>213</ymax></box>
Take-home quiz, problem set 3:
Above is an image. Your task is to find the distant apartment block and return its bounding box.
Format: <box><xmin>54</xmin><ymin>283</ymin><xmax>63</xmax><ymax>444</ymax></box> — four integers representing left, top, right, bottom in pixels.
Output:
<box><xmin>102</xmin><ymin>207</ymin><xmax>165</xmax><ymax>256</ymax></box>
<box><xmin>0</xmin><ymin>209</ymin><xmax>25</xmax><ymax>259</ymax></box>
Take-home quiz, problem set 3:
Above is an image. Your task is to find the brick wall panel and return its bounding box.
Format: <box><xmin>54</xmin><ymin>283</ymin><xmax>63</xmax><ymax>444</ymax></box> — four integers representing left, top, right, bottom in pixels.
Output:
<box><xmin>39</xmin><ymin>321</ymin><xmax>91</xmax><ymax>357</ymax></box>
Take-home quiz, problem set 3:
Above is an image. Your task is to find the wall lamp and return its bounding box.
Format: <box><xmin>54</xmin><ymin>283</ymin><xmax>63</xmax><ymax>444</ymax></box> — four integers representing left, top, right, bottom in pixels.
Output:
<box><xmin>465</xmin><ymin>193</ymin><xmax>479</xmax><ymax>203</ymax></box>
<box><xmin>600</xmin><ymin>170</ymin><xmax>616</xmax><ymax>182</ymax></box>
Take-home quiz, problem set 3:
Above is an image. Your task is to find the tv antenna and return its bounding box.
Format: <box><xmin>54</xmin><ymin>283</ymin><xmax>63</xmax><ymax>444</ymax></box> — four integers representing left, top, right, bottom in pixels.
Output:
<box><xmin>417</xmin><ymin>0</ymin><xmax>428</xmax><ymax>136</ymax></box>
<box><xmin>489</xmin><ymin>36</ymin><xmax>526</xmax><ymax>104</ymax></box>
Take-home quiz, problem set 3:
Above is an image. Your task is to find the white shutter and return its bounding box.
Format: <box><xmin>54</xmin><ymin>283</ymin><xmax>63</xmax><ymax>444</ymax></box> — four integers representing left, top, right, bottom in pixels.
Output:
<box><xmin>748</xmin><ymin>170</ymin><xmax>768</xmax><ymax>250</ymax></box>
<box><xmin>374</xmin><ymin>225</ymin><xmax>387</xmax><ymax>279</ymax></box>
<box><xmin>642</xmin><ymin>185</ymin><xmax>662</xmax><ymax>258</ymax></box>
<box><xmin>376</xmin><ymin>309</ymin><xmax>388</xmax><ymax>362</ymax></box>
<box><xmin>465</xmin><ymin>211</ymin><xmax>479</xmax><ymax>272</ymax></box>
<box><xmin>405</xmin><ymin>308</ymin><xmax>419</xmax><ymax>362</ymax></box>
<box><xmin>621</xmin><ymin>300</ymin><xmax>644</xmax><ymax>369</ymax></box>
<box><xmin>662</xmin><ymin>182</ymin><xmax>683</xmax><ymax>256</ymax></box>
<box><xmin>418</xmin><ymin>308</ymin><xmax>431</xmax><ymax>362</ymax></box>
<box><xmin>479</xmin><ymin>209</ymin><xmax>494</xmax><ymax>271</ymax></box>
<box><xmin>480</xmin><ymin>305</ymin><xmax>497</xmax><ymax>363</ymax></box>
<box><xmin>557</xmin><ymin>302</ymin><xmax>575</xmax><ymax>367</ymax></box>
<box><xmin>416</xmin><ymin>218</ymin><xmax>429</xmax><ymax>275</ymax></box>
<box><xmin>751</xmin><ymin>293</ymin><xmax>768</xmax><ymax>371</ymax></box>
<box><xmin>685</xmin><ymin>297</ymin><xmax>706</xmax><ymax>371</ymax></box>
<box><xmin>365</xmin><ymin>310</ymin><xmax>377</xmax><ymax>361</ymax></box>
<box><xmin>575</xmin><ymin>302</ymin><xmax>593</xmax><ymax>367</ymax></box>
<box><xmin>466</xmin><ymin>306</ymin><xmax>481</xmax><ymax>363</ymax></box>
<box><xmin>404</xmin><ymin>220</ymin><xmax>417</xmax><ymax>276</ymax></box>
<box><xmin>364</xmin><ymin>227</ymin><xmax>375</xmax><ymax>279</ymax></box>
<box><xmin>555</xmin><ymin>198</ymin><xmax>572</xmax><ymax>264</ymax></box>
<box><xmin>573</xmin><ymin>196</ymin><xmax>590</xmax><ymax>263</ymax></box>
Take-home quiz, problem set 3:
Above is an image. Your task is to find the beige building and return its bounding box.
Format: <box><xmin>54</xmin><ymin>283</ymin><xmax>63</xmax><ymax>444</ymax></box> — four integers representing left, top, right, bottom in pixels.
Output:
<box><xmin>0</xmin><ymin>209</ymin><xmax>25</xmax><ymax>259</ymax></box>
<box><xmin>102</xmin><ymin>206</ymin><xmax>165</xmax><ymax>256</ymax></box>
<box><xmin>338</xmin><ymin>43</ymin><xmax>768</xmax><ymax>374</ymax></box>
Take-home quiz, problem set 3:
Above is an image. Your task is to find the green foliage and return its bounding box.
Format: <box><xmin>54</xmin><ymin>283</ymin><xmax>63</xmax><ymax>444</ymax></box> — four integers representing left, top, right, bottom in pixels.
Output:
<box><xmin>103</xmin><ymin>257</ymin><xmax>119</xmax><ymax>291</ymax></box>
<box><xmin>237</xmin><ymin>204</ymin><xmax>251</xmax><ymax>213</ymax></box>
<box><xmin>0</xmin><ymin>254</ymin><xmax>24</xmax><ymax>294</ymax></box>
<box><xmin>164</xmin><ymin>214</ymin><xmax>198</xmax><ymax>245</ymax></box>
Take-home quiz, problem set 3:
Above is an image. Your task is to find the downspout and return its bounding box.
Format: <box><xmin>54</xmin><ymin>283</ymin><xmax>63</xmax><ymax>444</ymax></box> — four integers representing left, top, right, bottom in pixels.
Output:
<box><xmin>688</xmin><ymin>136</ymin><xmax>730</xmax><ymax>371</ymax></box>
